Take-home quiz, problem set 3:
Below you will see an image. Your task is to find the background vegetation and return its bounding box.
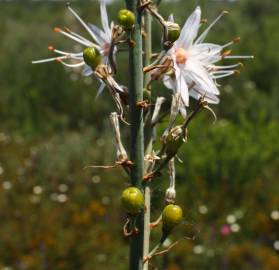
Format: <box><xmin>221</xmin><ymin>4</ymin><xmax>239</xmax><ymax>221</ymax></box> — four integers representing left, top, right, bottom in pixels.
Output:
<box><xmin>0</xmin><ymin>0</ymin><xmax>278</xmax><ymax>269</ymax></box>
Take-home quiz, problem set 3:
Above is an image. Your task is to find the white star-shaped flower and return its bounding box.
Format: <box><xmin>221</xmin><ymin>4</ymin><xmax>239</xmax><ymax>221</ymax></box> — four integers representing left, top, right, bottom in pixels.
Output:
<box><xmin>32</xmin><ymin>1</ymin><xmax>114</xmax><ymax>96</ymax></box>
<box><xmin>163</xmin><ymin>7</ymin><xmax>253</xmax><ymax>116</ymax></box>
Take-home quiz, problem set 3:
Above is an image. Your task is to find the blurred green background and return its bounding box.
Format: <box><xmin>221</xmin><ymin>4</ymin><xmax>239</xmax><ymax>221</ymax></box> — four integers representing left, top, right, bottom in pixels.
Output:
<box><xmin>0</xmin><ymin>0</ymin><xmax>278</xmax><ymax>269</ymax></box>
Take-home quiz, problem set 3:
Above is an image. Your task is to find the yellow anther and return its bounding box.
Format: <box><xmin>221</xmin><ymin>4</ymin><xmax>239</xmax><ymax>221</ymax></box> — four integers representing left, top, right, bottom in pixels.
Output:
<box><xmin>48</xmin><ymin>45</ymin><xmax>54</xmax><ymax>51</ymax></box>
<box><xmin>234</xmin><ymin>70</ymin><xmax>241</xmax><ymax>75</ymax></box>
<box><xmin>233</xmin><ymin>37</ymin><xmax>241</xmax><ymax>43</ymax></box>
<box><xmin>222</xmin><ymin>50</ymin><xmax>232</xmax><ymax>57</ymax></box>
<box><xmin>54</xmin><ymin>27</ymin><xmax>61</xmax><ymax>32</ymax></box>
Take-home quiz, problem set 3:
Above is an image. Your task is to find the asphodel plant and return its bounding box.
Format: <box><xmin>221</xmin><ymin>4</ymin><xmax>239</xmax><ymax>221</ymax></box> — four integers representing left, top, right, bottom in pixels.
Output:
<box><xmin>33</xmin><ymin>0</ymin><xmax>253</xmax><ymax>269</ymax></box>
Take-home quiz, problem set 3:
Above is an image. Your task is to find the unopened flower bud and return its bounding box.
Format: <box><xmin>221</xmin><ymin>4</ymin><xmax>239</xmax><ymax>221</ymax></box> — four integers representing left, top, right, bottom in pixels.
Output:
<box><xmin>166</xmin><ymin>21</ymin><xmax>180</xmax><ymax>43</ymax></box>
<box><xmin>165</xmin><ymin>125</ymin><xmax>186</xmax><ymax>157</ymax></box>
<box><xmin>83</xmin><ymin>47</ymin><xmax>101</xmax><ymax>70</ymax></box>
<box><xmin>118</xmin><ymin>9</ymin><xmax>135</xmax><ymax>30</ymax></box>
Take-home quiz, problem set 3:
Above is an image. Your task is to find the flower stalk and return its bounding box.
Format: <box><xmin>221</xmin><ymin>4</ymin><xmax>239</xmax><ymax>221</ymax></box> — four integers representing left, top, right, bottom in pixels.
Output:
<box><xmin>125</xmin><ymin>1</ymin><xmax>144</xmax><ymax>269</ymax></box>
<box><xmin>32</xmin><ymin>2</ymin><xmax>253</xmax><ymax>268</ymax></box>
<box><xmin>143</xmin><ymin>7</ymin><xmax>152</xmax><ymax>270</ymax></box>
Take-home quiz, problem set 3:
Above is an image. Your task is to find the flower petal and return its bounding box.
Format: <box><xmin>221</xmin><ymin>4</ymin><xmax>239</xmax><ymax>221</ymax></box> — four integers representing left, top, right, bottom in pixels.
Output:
<box><xmin>189</xmin><ymin>88</ymin><xmax>219</xmax><ymax>104</ymax></box>
<box><xmin>82</xmin><ymin>65</ymin><xmax>93</xmax><ymax>76</ymax></box>
<box><xmin>163</xmin><ymin>76</ymin><xmax>176</xmax><ymax>90</ymax></box>
<box><xmin>190</xmin><ymin>43</ymin><xmax>222</xmax><ymax>65</ymax></box>
<box><xmin>88</xmin><ymin>23</ymin><xmax>108</xmax><ymax>45</ymax></box>
<box><xmin>176</xmin><ymin>70</ymin><xmax>189</xmax><ymax>106</ymax></box>
<box><xmin>96</xmin><ymin>82</ymin><xmax>106</xmax><ymax>98</ymax></box>
<box><xmin>168</xmin><ymin>14</ymin><xmax>174</xmax><ymax>22</ymax></box>
<box><xmin>185</xmin><ymin>59</ymin><xmax>219</xmax><ymax>95</ymax></box>
<box><xmin>176</xmin><ymin>6</ymin><xmax>201</xmax><ymax>49</ymax></box>
<box><xmin>179</xmin><ymin>106</ymin><xmax>187</xmax><ymax>118</ymax></box>
<box><xmin>100</xmin><ymin>1</ymin><xmax>111</xmax><ymax>40</ymax></box>
<box><xmin>67</xmin><ymin>5</ymin><xmax>99</xmax><ymax>44</ymax></box>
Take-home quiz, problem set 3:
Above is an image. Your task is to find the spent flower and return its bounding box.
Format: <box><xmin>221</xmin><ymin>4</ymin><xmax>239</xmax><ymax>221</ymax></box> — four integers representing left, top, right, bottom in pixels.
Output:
<box><xmin>165</xmin><ymin>158</ymin><xmax>176</xmax><ymax>204</ymax></box>
<box><xmin>110</xmin><ymin>112</ymin><xmax>128</xmax><ymax>162</ymax></box>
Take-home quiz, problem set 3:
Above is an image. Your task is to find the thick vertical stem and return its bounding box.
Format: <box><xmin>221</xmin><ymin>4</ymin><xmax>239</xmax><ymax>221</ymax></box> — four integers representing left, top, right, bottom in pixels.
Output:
<box><xmin>144</xmin><ymin>12</ymin><xmax>152</xmax><ymax>88</ymax></box>
<box><xmin>126</xmin><ymin>1</ymin><xmax>144</xmax><ymax>270</ymax></box>
<box><xmin>143</xmin><ymin>9</ymin><xmax>152</xmax><ymax>270</ymax></box>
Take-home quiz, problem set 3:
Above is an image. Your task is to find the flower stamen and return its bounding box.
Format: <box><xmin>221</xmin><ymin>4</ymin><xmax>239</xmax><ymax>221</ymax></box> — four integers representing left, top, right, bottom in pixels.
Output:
<box><xmin>222</xmin><ymin>37</ymin><xmax>241</xmax><ymax>49</ymax></box>
<box><xmin>54</xmin><ymin>26</ymin><xmax>96</xmax><ymax>48</ymax></box>
<box><xmin>222</xmin><ymin>50</ymin><xmax>232</xmax><ymax>58</ymax></box>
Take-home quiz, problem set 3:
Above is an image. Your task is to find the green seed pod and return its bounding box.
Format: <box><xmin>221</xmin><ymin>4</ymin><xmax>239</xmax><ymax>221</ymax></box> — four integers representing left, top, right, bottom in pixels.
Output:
<box><xmin>121</xmin><ymin>187</ymin><xmax>144</xmax><ymax>215</ymax></box>
<box><xmin>165</xmin><ymin>125</ymin><xmax>186</xmax><ymax>157</ymax></box>
<box><xmin>83</xmin><ymin>47</ymin><xmax>101</xmax><ymax>70</ymax></box>
<box><xmin>118</xmin><ymin>9</ymin><xmax>135</xmax><ymax>30</ymax></box>
<box><xmin>162</xmin><ymin>204</ymin><xmax>183</xmax><ymax>231</ymax></box>
<box><xmin>166</xmin><ymin>22</ymin><xmax>181</xmax><ymax>43</ymax></box>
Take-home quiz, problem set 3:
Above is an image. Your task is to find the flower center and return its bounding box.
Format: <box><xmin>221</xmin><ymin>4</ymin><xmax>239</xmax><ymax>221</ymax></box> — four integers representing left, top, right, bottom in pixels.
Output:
<box><xmin>175</xmin><ymin>48</ymin><xmax>187</xmax><ymax>64</ymax></box>
<box><xmin>103</xmin><ymin>43</ymin><xmax>110</xmax><ymax>56</ymax></box>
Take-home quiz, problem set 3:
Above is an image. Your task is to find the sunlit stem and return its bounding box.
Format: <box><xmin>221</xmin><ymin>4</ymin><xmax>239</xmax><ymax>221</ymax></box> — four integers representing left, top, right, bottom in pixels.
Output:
<box><xmin>126</xmin><ymin>1</ymin><xmax>144</xmax><ymax>270</ymax></box>
<box><xmin>143</xmin><ymin>8</ymin><xmax>153</xmax><ymax>270</ymax></box>
<box><xmin>144</xmin><ymin>233</ymin><xmax>168</xmax><ymax>262</ymax></box>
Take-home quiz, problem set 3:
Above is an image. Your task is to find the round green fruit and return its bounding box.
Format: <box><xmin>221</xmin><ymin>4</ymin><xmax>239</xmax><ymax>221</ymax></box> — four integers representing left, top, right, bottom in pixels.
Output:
<box><xmin>118</xmin><ymin>9</ymin><xmax>135</xmax><ymax>30</ymax></box>
<box><xmin>162</xmin><ymin>204</ymin><xmax>183</xmax><ymax>230</ymax></box>
<box><xmin>83</xmin><ymin>47</ymin><xmax>101</xmax><ymax>69</ymax></box>
<box><xmin>121</xmin><ymin>187</ymin><xmax>144</xmax><ymax>215</ymax></box>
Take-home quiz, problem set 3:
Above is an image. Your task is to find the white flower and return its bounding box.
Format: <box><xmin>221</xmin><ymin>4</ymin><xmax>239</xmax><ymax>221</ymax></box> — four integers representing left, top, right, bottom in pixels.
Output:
<box><xmin>163</xmin><ymin>7</ymin><xmax>253</xmax><ymax>115</ymax></box>
<box><xmin>32</xmin><ymin>1</ymin><xmax>114</xmax><ymax>96</ymax></box>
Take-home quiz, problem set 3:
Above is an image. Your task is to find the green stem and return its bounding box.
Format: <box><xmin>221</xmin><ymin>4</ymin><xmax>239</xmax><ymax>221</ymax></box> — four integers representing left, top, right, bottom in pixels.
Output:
<box><xmin>143</xmin><ymin>9</ymin><xmax>152</xmax><ymax>270</ymax></box>
<box><xmin>144</xmin><ymin>12</ymin><xmax>152</xmax><ymax>89</ymax></box>
<box><xmin>126</xmin><ymin>1</ymin><xmax>144</xmax><ymax>269</ymax></box>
